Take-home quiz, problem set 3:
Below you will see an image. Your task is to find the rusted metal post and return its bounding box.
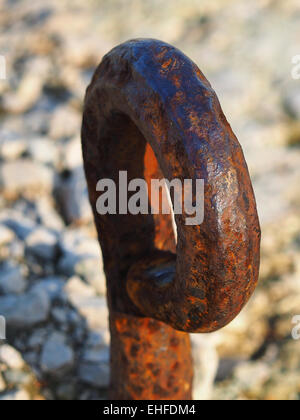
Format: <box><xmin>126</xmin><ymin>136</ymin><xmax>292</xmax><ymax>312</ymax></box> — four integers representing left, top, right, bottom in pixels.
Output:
<box><xmin>81</xmin><ymin>39</ymin><xmax>261</xmax><ymax>400</ymax></box>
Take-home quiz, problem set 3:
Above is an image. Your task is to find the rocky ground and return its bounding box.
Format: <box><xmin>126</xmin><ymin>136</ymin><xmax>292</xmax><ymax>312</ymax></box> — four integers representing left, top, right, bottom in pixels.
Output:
<box><xmin>0</xmin><ymin>0</ymin><xmax>299</xmax><ymax>400</ymax></box>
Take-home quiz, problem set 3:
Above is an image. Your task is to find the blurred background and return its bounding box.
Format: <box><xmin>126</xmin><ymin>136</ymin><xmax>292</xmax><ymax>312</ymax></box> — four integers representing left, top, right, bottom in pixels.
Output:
<box><xmin>0</xmin><ymin>0</ymin><xmax>300</xmax><ymax>400</ymax></box>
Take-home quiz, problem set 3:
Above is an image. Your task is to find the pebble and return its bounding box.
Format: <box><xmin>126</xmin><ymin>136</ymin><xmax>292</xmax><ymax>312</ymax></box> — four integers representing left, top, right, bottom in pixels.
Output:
<box><xmin>65</xmin><ymin>276</ymin><xmax>95</xmax><ymax>300</ymax></box>
<box><xmin>28</xmin><ymin>328</ymin><xmax>48</xmax><ymax>350</ymax></box>
<box><xmin>86</xmin><ymin>330</ymin><xmax>110</xmax><ymax>348</ymax></box>
<box><xmin>57</xmin><ymin>166</ymin><xmax>92</xmax><ymax>224</ymax></box>
<box><xmin>34</xmin><ymin>198</ymin><xmax>65</xmax><ymax>232</ymax></box>
<box><xmin>0</xmin><ymin>345</ymin><xmax>25</xmax><ymax>370</ymax></box>
<box><xmin>60</xmin><ymin>136</ymin><xmax>83</xmax><ymax>170</ymax></box>
<box><xmin>191</xmin><ymin>335</ymin><xmax>219</xmax><ymax>400</ymax></box>
<box><xmin>0</xmin><ymin>134</ymin><xmax>26</xmax><ymax>160</ymax></box>
<box><xmin>0</xmin><ymin>224</ymin><xmax>14</xmax><ymax>245</ymax></box>
<box><xmin>0</xmin><ymin>372</ymin><xmax>5</xmax><ymax>392</ymax></box>
<box><xmin>78</xmin><ymin>362</ymin><xmax>110</xmax><ymax>388</ymax></box>
<box><xmin>0</xmin><ymin>389</ymin><xmax>30</xmax><ymax>401</ymax></box>
<box><xmin>56</xmin><ymin>381</ymin><xmax>76</xmax><ymax>400</ymax></box>
<box><xmin>2</xmin><ymin>57</ymin><xmax>49</xmax><ymax>114</ymax></box>
<box><xmin>75</xmin><ymin>296</ymin><xmax>108</xmax><ymax>330</ymax></box>
<box><xmin>74</xmin><ymin>257</ymin><xmax>106</xmax><ymax>295</ymax></box>
<box><xmin>0</xmin><ymin>210</ymin><xmax>37</xmax><ymax>240</ymax></box>
<box><xmin>51</xmin><ymin>307</ymin><xmax>68</xmax><ymax>324</ymax></box>
<box><xmin>0</xmin><ymin>288</ymin><xmax>50</xmax><ymax>328</ymax></box>
<box><xmin>82</xmin><ymin>347</ymin><xmax>109</xmax><ymax>364</ymax></box>
<box><xmin>58</xmin><ymin>229</ymin><xmax>101</xmax><ymax>276</ymax></box>
<box><xmin>0</xmin><ymin>160</ymin><xmax>54</xmax><ymax>197</ymax></box>
<box><xmin>25</xmin><ymin>227</ymin><xmax>58</xmax><ymax>261</ymax></box>
<box><xmin>283</xmin><ymin>87</ymin><xmax>300</xmax><ymax>120</ymax></box>
<box><xmin>27</xmin><ymin>137</ymin><xmax>59</xmax><ymax>165</ymax></box>
<box><xmin>40</xmin><ymin>332</ymin><xmax>74</xmax><ymax>376</ymax></box>
<box><xmin>7</xmin><ymin>239</ymin><xmax>25</xmax><ymax>261</ymax></box>
<box><xmin>3</xmin><ymin>370</ymin><xmax>32</xmax><ymax>387</ymax></box>
<box><xmin>59</xmin><ymin>229</ymin><xmax>100</xmax><ymax>258</ymax></box>
<box><xmin>64</xmin><ymin>276</ymin><xmax>108</xmax><ymax>330</ymax></box>
<box><xmin>49</xmin><ymin>106</ymin><xmax>81</xmax><ymax>140</ymax></box>
<box><xmin>31</xmin><ymin>277</ymin><xmax>66</xmax><ymax>302</ymax></box>
<box><xmin>0</xmin><ymin>262</ymin><xmax>27</xmax><ymax>294</ymax></box>
<box><xmin>23</xmin><ymin>352</ymin><xmax>38</xmax><ymax>366</ymax></box>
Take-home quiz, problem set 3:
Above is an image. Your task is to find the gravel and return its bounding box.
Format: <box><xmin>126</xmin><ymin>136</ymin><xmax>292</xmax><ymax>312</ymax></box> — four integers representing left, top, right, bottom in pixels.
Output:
<box><xmin>0</xmin><ymin>0</ymin><xmax>299</xmax><ymax>401</ymax></box>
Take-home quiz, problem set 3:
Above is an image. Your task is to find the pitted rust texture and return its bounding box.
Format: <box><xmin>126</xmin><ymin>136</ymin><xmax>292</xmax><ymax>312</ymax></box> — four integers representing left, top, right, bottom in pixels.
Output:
<box><xmin>110</xmin><ymin>314</ymin><xmax>193</xmax><ymax>400</ymax></box>
<box><xmin>82</xmin><ymin>39</ymin><xmax>261</xmax><ymax>399</ymax></box>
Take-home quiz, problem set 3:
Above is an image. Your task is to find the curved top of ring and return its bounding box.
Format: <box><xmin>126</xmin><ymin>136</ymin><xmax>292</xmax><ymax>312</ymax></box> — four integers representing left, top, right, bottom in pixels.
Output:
<box><xmin>82</xmin><ymin>38</ymin><xmax>261</xmax><ymax>333</ymax></box>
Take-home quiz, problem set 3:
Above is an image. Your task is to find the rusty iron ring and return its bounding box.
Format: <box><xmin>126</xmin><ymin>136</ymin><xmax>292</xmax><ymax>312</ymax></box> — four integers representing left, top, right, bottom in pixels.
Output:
<box><xmin>82</xmin><ymin>38</ymin><xmax>260</xmax><ymax>333</ymax></box>
<box><xmin>82</xmin><ymin>39</ymin><xmax>261</xmax><ymax>400</ymax></box>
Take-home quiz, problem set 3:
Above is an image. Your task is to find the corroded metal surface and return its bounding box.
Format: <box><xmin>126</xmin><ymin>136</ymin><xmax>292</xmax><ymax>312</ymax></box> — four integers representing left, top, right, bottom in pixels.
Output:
<box><xmin>81</xmin><ymin>39</ymin><xmax>261</xmax><ymax>399</ymax></box>
<box><xmin>110</xmin><ymin>313</ymin><xmax>193</xmax><ymax>400</ymax></box>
